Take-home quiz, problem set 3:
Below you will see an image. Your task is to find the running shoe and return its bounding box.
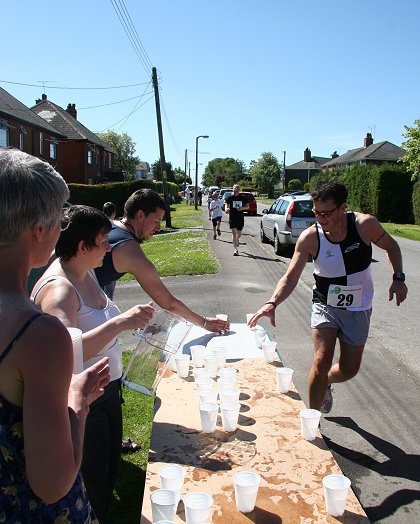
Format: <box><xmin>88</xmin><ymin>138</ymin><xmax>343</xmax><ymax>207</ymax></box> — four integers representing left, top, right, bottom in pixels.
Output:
<box><xmin>213</xmin><ymin>234</ymin><xmax>217</xmax><ymax>239</ymax></box>
<box><xmin>233</xmin><ymin>249</ymin><xmax>239</xmax><ymax>256</ymax></box>
<box><xmin>320</xmin><ymin>385</ymin><xmax>333</xmax><ymax>413</ymax></box>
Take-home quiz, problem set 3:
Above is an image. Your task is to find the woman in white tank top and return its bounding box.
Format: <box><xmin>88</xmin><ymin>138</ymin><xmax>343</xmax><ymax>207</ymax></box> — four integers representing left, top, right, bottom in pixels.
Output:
<box><xmin>32</xmin><ymin>205</ymin><xmax>154</xmax><ymax>523</ymax></box>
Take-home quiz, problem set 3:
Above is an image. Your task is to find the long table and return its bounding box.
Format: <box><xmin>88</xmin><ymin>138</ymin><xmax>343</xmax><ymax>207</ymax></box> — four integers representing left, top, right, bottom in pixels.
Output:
<box><xmin>140</xmin><ymin>324</ymin><xmax>369</xmax><ymax>523</ymax></box>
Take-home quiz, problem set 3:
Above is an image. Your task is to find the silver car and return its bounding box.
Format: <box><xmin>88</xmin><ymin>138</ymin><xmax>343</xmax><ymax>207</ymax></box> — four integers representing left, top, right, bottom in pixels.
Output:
<box><xmin>260</xmin><ymin>193</ymin><xmax>316</xmax><ymax>254</ymax></box>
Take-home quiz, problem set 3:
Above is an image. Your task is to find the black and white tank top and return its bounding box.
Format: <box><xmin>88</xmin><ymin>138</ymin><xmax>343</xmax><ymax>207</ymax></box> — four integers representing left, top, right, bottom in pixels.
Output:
<box><xmin>312</xmin><ymin>212</ymin><xmax>373</xmax><ymax>311</ymax></box>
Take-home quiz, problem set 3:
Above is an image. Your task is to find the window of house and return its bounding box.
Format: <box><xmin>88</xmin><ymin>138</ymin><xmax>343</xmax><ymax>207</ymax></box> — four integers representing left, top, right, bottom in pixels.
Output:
<box><xmin>0</xmin><ymin>126</ymin><xmax>9</xmax><ymax>148</ymax></box>
<box><xmin>50</xmin><ymin>138</ymin><xmax>57</xmax><ymax>159</ymax></box>
<box><xmin>88</xmin><ymin>148</ymin><xmax>93</xmax><ymax>165</ymax></box>
<box><xmin>39</xmin><ymin>132</ymin><xmax>44</xmax><ymax>155</ymax></box>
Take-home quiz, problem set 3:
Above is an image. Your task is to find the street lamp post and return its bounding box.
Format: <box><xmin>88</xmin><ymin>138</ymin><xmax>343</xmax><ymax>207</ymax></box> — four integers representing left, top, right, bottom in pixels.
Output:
<box><xmin>195</xmin><ymin>135</ymin><xmax>209</xmax><ymax>210</ymax></box>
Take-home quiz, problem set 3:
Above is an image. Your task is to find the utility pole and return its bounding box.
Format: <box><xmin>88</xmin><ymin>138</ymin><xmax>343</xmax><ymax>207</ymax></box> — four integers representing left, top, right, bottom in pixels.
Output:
<box><xmin>283</xmin><ymin>151</ymin><xmax>286</xmax><ymax>193</ymax></box>
<box><xmin>152</xmin><ymin>67</ymin><xmax>171</xmax><ymax>227</ymax></box>
<box><xmin>184</xmin><ymin>149</ymin><xmax>188</xmax><ymax>192</ymax></box>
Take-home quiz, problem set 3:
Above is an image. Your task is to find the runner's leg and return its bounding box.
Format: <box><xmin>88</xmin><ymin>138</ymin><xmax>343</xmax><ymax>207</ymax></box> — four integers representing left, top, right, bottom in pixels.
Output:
<box><xmin>308</xmin><ymin>327</ymin><xmax>338</xmax><ymax>410</ymax></box>
<box><xmin>328</xmin><ymin>340</ymin><xmax>365</xmax><ymax>383</ymax></box>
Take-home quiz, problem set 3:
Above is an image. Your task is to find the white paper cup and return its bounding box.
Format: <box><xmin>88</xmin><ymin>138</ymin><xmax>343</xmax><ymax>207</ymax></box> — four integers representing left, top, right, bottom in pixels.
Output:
<box><xmin>220</xmin><ymin>401</ymin><xmax>240</xmax><ymax>432</ymax></box>
<box><xmin>203</xmin><ymin>355</ymin><xmax>218</xmax><ymax>378</ymax></box>
<box><xmin>216</xmin><ymin>313</ymin><xmax>228</xmax><ymax>321</ymax></box>
<box><xmin>150</xmin><ymin>489</ymin><xmax>177</xmax><ymax>523</ymax></box>
<box><xmin>220</xmin><ymin>387</ymin><xmax>240</xmax><ymax>404</ymax></box>
<box><xmin>195</xmin><ymin>377</ymin><xmax>213</xmax><ymax>391</ymax></box>
<box><xmin>254</xmin><ymin>326</ymin><xmax>267</xmax><ymax>348</ymax></box>
<box><xmin>213</xmin><ymin>346</ymin><xmax>227</xmax><ymax>369</ymax></box>
<box><xmin>217</xmin><ymin>377</ymin><xmax>235</xmax><ymax>393</ymax></box>
<box><xmin>174</xmin><ymin>354</ymin><xmax>190</xmax><ymax>378</ymax></box>
<box><xmin>194</xmin><ymin>367</ymin><xmax>210</xmax><ymax>379</ymax></box>
<box><xmin>67</xmin><ymin>327</ymin><xmax>84</xmax><ymax>374</ymax></box>
<box><xmin>183</xmin><ymin>492</ymin><xmax>213</xmax><ymax>524</ymax></box>
<box><xmin>262</xmin><ymin>340</ymin><xmax>277</xmax><ymax>363</ymax></box>
<box><xmin>159</xmin><ymin>464</ymin><xmax>186</xmax><ymax>505</ymax></box>
<box><xmin>300</xmin><ymin>409</ymin><xmax>321</xmax><ymax>441</ymax></box>
<box><xmin>198</xmin><ymin>388</ymin><xmax>218</xmax><ymax>405</ymax></box>
<box><xmin>233</xmin><ymin>471</ymin><xmax>261</xmax><ymax>513</ymax></box>
<box><xmin>218</xmin><ymin>367</ymin><xmax>237</xmax><ymax>379</ymax></box>
<box><xmin>322</xmin><ymin>474</ymin><xmax>351</xmax><ymax>516</ymax></box>
<box><xmin>199</xmin><ymin>402</ymin><xmax>218</xmax><ymax>433</ymax></box>
<box><xmin>190</xmin><ymin>345</ymin><xmax>206</xmax><ymax>367</ymax></box>
<box><xmin>276</xmin><ymin>367</ymin><xmax>294</xmax><ymax>393</ymax></box>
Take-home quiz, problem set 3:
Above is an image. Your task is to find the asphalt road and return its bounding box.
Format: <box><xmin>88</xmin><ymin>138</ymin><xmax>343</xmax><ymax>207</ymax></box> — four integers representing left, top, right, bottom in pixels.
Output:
<box><xmin>114</xmin><ymin>202</ymin><xmax>420</xmax><ymax>523</ymax></box>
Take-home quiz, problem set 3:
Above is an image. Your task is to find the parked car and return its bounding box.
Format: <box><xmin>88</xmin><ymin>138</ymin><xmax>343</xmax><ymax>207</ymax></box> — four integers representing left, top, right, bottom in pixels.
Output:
<box><xmin>239</xmin><ymin>192</ymin><xmax>257</xmax><ymax>215</ymax></box>
<box><xmin>218</xmin><ymin>188</ymin><xmax>233</xmax><ymax>200</ymax></box>
<box><xmin>260</xmin><ymin>193</ymin><xmax>316</xmax><ymax>254</ymax></box>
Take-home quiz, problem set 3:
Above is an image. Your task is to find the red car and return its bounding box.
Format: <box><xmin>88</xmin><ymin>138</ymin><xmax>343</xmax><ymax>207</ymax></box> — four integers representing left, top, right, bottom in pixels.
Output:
<box><xmin>239</xmin><ymin>192</ymin><xmax>257</xmax><ymax>215</ymax></box>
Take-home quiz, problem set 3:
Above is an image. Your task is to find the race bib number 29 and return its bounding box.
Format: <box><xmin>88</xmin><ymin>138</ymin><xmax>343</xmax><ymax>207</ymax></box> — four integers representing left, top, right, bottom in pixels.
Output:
<box><xmin>327</xmin><ymin>284</ymin><xmax>362</xmax><ymax>308</ymax></box>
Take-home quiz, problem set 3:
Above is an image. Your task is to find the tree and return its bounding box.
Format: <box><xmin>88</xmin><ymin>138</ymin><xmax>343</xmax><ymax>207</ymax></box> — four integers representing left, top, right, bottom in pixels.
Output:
<box><xmin>173</xmin><ymin>167</ymin><xmax>186</xmax><ymax>186</ymax></box>
<box><xmin>151</xmin><ymin>160</ymin><xmax>175</xmax><ymax>183</ymax></box>
<box><xmin>401</xmin><ymin>119</ymin><xmax>420</xmax><ymax>181</ymax></box>
<box><xmin>97</xmin><ymin>130</ymin><xmax>139</xmax><ymax>179</ymax></box>
<box><xmin>249</xmin><ymin>152</ymin><xmax>281</xmax><ymax>197</ymax></box>
<box><xmin>202</xmin><ymin>157</ymin><xmax>246</xmax><ymax>187</ymax></box>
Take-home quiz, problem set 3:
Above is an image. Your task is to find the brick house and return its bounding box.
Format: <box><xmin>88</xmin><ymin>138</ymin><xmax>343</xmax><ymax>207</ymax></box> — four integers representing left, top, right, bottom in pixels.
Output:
<box><xmin>0</xmin><ymin>87</ymin><xmax>65</xmax><ymax>170</ymax></box>
<box><xmin>32</xmin><ymin>94</ymin><xmax>119</xmax><ymax>184</ymax></box>
<box><xmin>285</xmin><ymin>147</ymin><xmax>330</xmax><ymax>188</ymax></box>
<box><xmin>322</xmin><ymin>133</ymin><xmax>406</xmax><ymax>171</ymax></box>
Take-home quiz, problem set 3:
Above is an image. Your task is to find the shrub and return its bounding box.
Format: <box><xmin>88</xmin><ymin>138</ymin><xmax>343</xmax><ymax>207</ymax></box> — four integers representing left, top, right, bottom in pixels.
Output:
<box><xmin>287</xmin><ymin>179</ymin><xmax>302</xmax><ymax>190</ymax></box>
<box><xmin>411</xmin><ymin>179</ymin><xmax>420</xmax><ymax>225</ymax></box>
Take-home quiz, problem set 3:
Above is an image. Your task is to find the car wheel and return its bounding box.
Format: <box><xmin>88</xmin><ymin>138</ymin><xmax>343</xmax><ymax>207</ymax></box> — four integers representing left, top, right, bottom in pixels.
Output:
<box><xmin>260</xmin><ymin>225</ymin><xmax>269</xmax><ymax>244</ymax></box>
<box><xmin>274</xmin><ymin>232</ymin><xmax>284</xmax><ymax>255</ymax></box>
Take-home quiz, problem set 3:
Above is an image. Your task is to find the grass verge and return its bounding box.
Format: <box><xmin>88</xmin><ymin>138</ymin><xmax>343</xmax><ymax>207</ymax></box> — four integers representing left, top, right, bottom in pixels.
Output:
<box><xmin>382</xmin><ymin>222</ymin><xmax>420</xmax><ymax>242</ymax></box>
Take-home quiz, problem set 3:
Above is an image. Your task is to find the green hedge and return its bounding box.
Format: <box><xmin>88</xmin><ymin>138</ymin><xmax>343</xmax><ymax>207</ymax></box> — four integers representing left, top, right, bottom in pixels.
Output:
<box><xmin>310</xmin><ymin>164</ymin><xmax>414</xmax><ymax>224</ymax></box>
<box><xmin>413</xmin><ymin>180</ymin><xmax>420</xmax><ymax>225</ymax></box>
<box><xmin>68</xmin><ymin>180</ymin><xmax>179</xmax><ymax>216</ymax></box>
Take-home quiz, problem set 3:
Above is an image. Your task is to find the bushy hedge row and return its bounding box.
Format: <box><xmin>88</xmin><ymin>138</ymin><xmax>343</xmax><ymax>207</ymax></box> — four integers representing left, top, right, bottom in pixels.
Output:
<box><xmin>413</xmin><ymin>180</ymin><xmax>420</xmax><ymax>225</ymax></box>
<box><xmin>310</xmin><ymin>164</ymin><xmax>415</xmax><ymax>224</ymax></box>
<box><xmin>68</xmin><ymin>179</ymin><xmax>179</xmax><ymax>216</ymax></box>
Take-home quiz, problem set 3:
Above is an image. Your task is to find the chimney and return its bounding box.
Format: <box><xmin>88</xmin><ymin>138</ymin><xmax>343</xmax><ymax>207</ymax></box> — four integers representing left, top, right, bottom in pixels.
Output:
<box><xmin>66</xmin><ymin>103</ymin><xmax>77</xmax><ymax>120</ymax></box>
<box><xmin>303</xmin><ymin>147</ymin><xmax>312</xmax><ymax>162</ymax></box>
<box><xmin>331</xmin><ymin>151</ymin><xmax>338</xmax><ymax>159</ymax></box>
<box><xmin>35</xmin><ymin>93</ymin><xmax>47</xmax><ymax>104</ymax></box>
<box><xmin>364</xmin><ymin>133</ymin><xmax>373</xmax><ymax>148</ymax></box>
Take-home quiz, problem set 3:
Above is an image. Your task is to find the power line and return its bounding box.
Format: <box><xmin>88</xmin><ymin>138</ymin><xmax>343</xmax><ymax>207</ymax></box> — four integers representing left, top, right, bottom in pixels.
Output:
<box><xmin>0</xmin><ymin>79</ymin><xmax>150</xmax><ymax>90</ymax></box>
<box><xmin>79</xmin><ymin>92</ymin><xmax>154</xmax><ymax>110</ymax></box>
<box><xmin>119</xmin><ymin>0</ymin><xmax>153</xmax><ymax>70</ymax></box>
<box><xmin>109</xmin><ymin>0</ymin><xmax>153</xmax><ymax>75</ymax></box>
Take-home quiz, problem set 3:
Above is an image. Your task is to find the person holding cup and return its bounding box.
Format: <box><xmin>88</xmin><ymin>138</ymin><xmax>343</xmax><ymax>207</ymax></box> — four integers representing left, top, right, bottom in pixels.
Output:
<box><xmin>32</xmin><ymin>205</ymin><xmax>154</xmax><ymax>522</ymax></box>
<box><xmin>0</xmin><ymin>149</ymin><xmax>110</xmax><ymax>522</ymax></box>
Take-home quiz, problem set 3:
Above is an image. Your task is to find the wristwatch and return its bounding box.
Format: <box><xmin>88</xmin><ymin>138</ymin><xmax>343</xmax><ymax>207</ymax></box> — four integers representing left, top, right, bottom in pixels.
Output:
<box><xmin>393</xmin><ymin>272</ymin><xmax>405</xmax><ymax>282</ymax></box>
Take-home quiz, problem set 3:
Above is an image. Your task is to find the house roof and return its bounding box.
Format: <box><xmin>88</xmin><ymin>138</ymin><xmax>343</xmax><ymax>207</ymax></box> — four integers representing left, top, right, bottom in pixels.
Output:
<box><xmin>323</xmin><ymin>141</ymin><xmax>405</xmax><ymax>168</ymax></box>
<box><xmin>0</xmin><ymin>87</ymin><xmax>65</xmax><ymax>136</ymax></box>
<box><xmin>287</xmin><ymin>156</ymin><xmax>330</xmax><ymax>170</ymax></box>
<box><xmin>31</xmin><ymin>98</ymin><xmax>117</xmax><ymax>153</ymax></box>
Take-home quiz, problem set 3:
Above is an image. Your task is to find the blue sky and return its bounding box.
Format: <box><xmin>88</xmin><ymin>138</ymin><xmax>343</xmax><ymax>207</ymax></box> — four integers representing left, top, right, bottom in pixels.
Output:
<box><xmin>2</xmin><ymin>0</ymin><xmax>419</xmax><ymax>180</ymax></box>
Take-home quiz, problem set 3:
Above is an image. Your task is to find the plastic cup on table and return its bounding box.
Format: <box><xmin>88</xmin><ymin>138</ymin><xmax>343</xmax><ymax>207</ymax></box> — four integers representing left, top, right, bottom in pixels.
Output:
<box><xmin>159</xmin><ymin>464</ymin><xmax>186</xmax><ymax>505</ymax></box>
<box><xmin>300</xmin><ymin>409</ymin><xmax>322</xmax><ymax>441</ymax></box>
<box><xmin>174</xmin><ymin>354</ymin><xmax>190</xmax><ymax>378</ymax></box>
<box><xmin>203</xmin><ymin>355</ymin><xmax>218</xmax><ymax>378</ymax></box>
<box><xmin>198</xmin><ymin>388</ymin><xmax>218</xmax><ymax>405</ymax></box>
<box><xmin>220</xmin><ymin>387</ymin><xmax>240</xmax><ymax>404</ymax></box>
<box><xmin>217</xmin><ymin>376</ymin><xmax>235</xmax><ymax>393</ymax></box>
<box><xmin>276</xmin><ymin>367</ymin><xmax>294</xmax><ymax>393</ymax></box>
<box><xmin>216</xmin><ymin>313</ymin><xmax>228</xmax><ymax>321</ymax></box>
<box><xmin>213</xmin><ymin>346</ymin><xmax>227</xmax><ymax>369</ymax></box>
<box><xmin>190</xmin><ymin>345</ymin><xmax>206</xmax><ymax>368</ymax></box>
<box><xmin>262</xmin><ymin>340</ymin><xmax>277</xmax><ymax>363</ymax></box>
<box><xmin>195</xmin><ymin>376</ymin><xmax>213</xmax><ymax>391</ymax></box>
<box><xmin>183</xmin><ymin>492</ymin><xmax>214</xmax><ymax>524</ymax></box>
<box><xmin>254</xmin><ymin>326</ymin><xmax>267</xmax><ymax>348</ymax></box>
<box><xmin>194</xmin><ymin>367</ymin><xmax>210</xmax><ymax>379</ymax></box>
<box><xmin>150</xmin><ymin>489</ymin><xmax>177</xmax><ymax>523</ymax></box>
<box><xmin>233</xmin><ymin>471</ymin><xmax>261</xmax><ymax>513</ymax></box>
<box><xmin>322</xmin><ymin>474</ymin><xmax>351</xmax><ymax>516</ymax></box>
<box><xmin>218</xmin><ymin>367</ymin><xmax>237</xmax><ymax>379</ymax></box>
<box><xmin>220</xmin><ymin>401</ymin><xmax>240</xmax><ymax>432</ymax></box>
<box><xmin>199</xmin><ymin>402</ymin><xmax>218</xmax><ymax>433</ymax></box>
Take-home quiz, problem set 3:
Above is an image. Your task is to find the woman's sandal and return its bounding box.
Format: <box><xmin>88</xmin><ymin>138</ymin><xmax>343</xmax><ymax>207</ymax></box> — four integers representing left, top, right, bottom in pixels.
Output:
<box><xmin>121</xmin><ymin>438</ymin><xmax>141</xmax><ymax>453</ymax></box>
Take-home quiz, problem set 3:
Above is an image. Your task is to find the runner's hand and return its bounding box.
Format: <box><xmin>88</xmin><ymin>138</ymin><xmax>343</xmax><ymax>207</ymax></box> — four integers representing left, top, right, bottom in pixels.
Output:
<box><xmin>389</xmin><ymin>280</ymin><xmax>407</xmax><ymax>306</ymax></box>
<box><xmin>247</xmin><ymin>304</ymin><xmax>276</xmax><ymax>328</ymax></box>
